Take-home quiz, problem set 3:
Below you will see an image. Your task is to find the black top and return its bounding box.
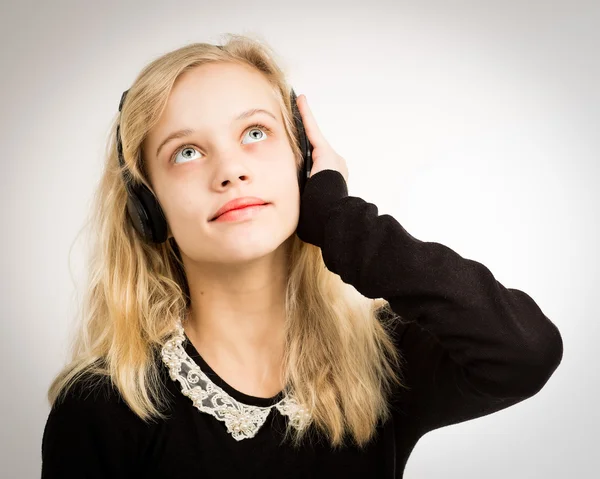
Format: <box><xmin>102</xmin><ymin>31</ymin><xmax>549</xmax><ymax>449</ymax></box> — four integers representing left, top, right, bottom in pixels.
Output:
<box><xmin>41</xmin><ymin>169</ymin><xmax>564</xmax><ymax>478</ymax></box>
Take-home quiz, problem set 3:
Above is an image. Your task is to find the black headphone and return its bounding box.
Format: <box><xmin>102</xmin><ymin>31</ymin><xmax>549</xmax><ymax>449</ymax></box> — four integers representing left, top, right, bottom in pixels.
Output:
<box><xmin>116</xmin><ymin>76</ymin><xmax>313</xmax><ymax>244</ymax></box>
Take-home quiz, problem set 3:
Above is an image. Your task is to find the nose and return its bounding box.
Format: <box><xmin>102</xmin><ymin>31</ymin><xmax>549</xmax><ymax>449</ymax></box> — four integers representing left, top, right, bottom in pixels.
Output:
<box><xmin>218</xmin><ymin>173</ymin><xmax>249</xmax><ymax>188</ymax></box>
<box><xmin>210</xmin><ymin>147</ymin><xmax>254</xmax><ymax>190</ymax></box>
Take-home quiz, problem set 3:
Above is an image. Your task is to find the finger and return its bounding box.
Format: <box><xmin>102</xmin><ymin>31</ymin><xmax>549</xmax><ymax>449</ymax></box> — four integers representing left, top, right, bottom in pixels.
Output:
<box><xmin>296</xmin><ymin>94</ymin><xmax>328</xmax><ymax>148</ymax></box>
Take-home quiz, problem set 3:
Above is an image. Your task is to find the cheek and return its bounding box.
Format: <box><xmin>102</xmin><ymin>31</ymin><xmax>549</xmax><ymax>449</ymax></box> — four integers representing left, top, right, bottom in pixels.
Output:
<box><xmin>273</xmin><ymin>165</ymin><xmax>302</xmax><ymax>220</ymax></box>
<box><xmin>161</xmin><ymin>186</ymin><xmax>210</xmax><ymax>229</ymax></box>
<box><xmin>262</xmin><ymin>137</ymin><xmax>296</xmax><ymax>164</ymax></box>
<box><xmin>265</xmin><ymin>142</ymin><xmax>300</xmax><ymax>181</ymax></box>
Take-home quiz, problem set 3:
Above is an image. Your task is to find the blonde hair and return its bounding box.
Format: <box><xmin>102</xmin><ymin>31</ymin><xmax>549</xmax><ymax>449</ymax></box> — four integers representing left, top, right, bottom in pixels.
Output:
<box><xmin>48</xmin><ymin>32</ymin><xmax>408</xmax><ymax>450</ymax></box>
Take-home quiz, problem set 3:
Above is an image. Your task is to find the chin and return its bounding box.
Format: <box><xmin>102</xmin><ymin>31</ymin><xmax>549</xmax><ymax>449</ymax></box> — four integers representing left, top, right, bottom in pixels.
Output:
<box><xmin>214</xmin><ymin>229</ymin><xmax>291</xmax><ymax>264</ymax></box>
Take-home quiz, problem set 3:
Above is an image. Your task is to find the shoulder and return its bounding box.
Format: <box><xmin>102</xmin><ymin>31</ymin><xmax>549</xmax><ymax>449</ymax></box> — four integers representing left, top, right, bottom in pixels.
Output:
<box><xmin>42</xmin><ymin>373</ymin><xmax>151</xmax><ymax>477</ymax></box>
<box><xmin>49</xmin><ymin>373</ymin><xmax>133</xmax><ymax>418</ymax></box>
<box><xmin>43</xmin><ymin>373</ymin><xmax>149</xmax><ymax>445</ymax></box>
<box><xmin>375</xmin><ymin>302</ymin><xmax>410</xmax><ymax>341</ymax></box>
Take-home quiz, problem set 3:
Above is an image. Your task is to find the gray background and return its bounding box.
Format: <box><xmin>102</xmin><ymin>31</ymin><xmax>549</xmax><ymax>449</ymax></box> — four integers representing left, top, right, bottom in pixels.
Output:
<box><xmin>1</xmin><ymin>0</ymin><xmax>597</xmax><ymax>477</ymax></box>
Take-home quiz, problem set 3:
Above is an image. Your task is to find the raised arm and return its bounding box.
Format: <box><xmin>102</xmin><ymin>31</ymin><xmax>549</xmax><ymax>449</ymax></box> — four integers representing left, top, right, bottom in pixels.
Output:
<box><xmin>296</xmin><ymin>169</ymin><xmax>563</xmax><ymax>434</ymax></box>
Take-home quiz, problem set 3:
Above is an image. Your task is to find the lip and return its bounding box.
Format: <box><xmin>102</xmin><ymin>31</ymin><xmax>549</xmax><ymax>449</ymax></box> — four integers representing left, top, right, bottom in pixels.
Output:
<box><xmin>210</xmin><ymin>196</ymin><xmax>269</xmax><ymax>221</ymax></box>
<box><xmin>212</xmin><ymin>203</ymin><xmax>269</xmax><ymax>223</ymax></box>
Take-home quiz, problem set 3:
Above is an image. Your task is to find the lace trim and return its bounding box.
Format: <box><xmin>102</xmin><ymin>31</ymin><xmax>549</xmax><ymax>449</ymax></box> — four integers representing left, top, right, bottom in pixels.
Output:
<box><xmin>160</xmin><ymin>319</ymin><xmax>311</xmax><ymax>441</ymax></box>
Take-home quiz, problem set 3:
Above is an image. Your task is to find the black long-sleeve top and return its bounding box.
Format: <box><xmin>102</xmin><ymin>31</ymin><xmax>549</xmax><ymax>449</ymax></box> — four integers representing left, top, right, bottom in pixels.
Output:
<box><xmin>41</xmin><ymin>169</ymin><xmax>563</xmax><ymax>478</ymax></box>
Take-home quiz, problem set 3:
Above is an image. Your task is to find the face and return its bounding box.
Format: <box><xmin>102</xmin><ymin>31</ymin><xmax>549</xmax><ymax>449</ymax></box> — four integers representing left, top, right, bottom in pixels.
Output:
<box><xmin>142</xmin><ymin>62</ymin><xmax>300</xmax><ymax>265</ymax></box>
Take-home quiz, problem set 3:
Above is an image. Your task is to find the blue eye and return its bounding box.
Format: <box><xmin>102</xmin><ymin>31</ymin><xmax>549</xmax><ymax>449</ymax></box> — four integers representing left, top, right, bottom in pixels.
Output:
<box><xmin>171</xmin><ymin>123</ymin><xmax>272</xmax><ymax>164</ymax></box>
<box><xmin>172</xmin><ymin>146</ymin><xmax>201</xmax><ymax>165</ymax></box>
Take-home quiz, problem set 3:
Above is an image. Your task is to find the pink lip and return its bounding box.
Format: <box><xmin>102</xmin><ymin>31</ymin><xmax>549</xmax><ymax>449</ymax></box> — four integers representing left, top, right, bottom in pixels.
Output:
<box><xmin>211</xmin><ymin>196</ymin><xmax>268</xmax><ymax>221</ymax></box>
<box><xmin>212</xmin><ymin>203</ymin><xmax>269</xmax><ymax>222</ymax></box>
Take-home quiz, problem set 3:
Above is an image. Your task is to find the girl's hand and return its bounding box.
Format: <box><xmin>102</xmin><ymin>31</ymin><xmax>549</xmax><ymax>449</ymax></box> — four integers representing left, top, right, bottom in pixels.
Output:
<box><xmin>295</xmin><ymin>94</ymin><xmax>349</xmax><ymax>185</ymax></box>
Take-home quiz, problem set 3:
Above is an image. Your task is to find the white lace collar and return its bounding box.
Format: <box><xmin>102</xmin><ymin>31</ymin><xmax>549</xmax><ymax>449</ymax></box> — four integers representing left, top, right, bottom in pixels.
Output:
<box><xmin>160</xmin><ymin>318</ymin><xmax>311</xmax><ymax>441</ymax></box>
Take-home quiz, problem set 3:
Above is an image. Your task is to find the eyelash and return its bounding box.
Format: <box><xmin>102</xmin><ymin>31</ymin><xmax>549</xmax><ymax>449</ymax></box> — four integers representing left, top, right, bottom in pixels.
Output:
<box><xmin>169</xmin><ymin>123</ymin><xmax>273</xmax><ymax>163</ymax></box>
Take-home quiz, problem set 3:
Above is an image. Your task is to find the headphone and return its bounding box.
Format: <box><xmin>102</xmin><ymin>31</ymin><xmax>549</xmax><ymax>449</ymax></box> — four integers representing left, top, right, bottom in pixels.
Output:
<box><xmin>116</xmin><ymin>69</ymin><xmax>313</xmax><ymax>244</ymax></box>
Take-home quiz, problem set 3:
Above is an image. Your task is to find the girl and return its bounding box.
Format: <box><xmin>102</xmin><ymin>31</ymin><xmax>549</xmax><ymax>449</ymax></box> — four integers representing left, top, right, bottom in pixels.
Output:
<box><xmin>41</xmin><ymin>34</ymin><xmax>563</xmax><ymax>478</ymax></box>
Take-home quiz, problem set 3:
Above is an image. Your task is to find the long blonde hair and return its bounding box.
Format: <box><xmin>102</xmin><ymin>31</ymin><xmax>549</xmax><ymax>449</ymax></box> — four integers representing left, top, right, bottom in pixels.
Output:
<box><xmin>48</xmin><ymin>33</ymin><xmax>408</xmax><ymax>450</ymax></box>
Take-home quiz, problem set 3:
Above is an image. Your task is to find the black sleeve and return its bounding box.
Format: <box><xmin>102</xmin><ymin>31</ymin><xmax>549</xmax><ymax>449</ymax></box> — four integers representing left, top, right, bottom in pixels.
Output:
<box><xmin>41</xmin><ymin>376</ymin><xmax>143</xmax><ymax>478</ymax></box>
<box><xmin>296</xmin><ymin>169</ymin><xmax>564</xmax><ymax>436</ymax></box>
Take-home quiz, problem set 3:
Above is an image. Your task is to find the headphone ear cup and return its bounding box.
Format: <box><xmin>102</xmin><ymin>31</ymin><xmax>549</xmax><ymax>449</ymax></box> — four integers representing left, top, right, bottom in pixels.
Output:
<box><xmin>118</xmin><ymin>91</ymin><xmax>168</xmax><ymax>244</ymax></box>
<box><xmin>290</xmin><ymin>89</ymin><xmax>313</xmax><ymax>195</ymax></box>
<box><xmin>126</xmin><ymin>183</ymin><xmax>168</xmax><ymax>243</ymax></box>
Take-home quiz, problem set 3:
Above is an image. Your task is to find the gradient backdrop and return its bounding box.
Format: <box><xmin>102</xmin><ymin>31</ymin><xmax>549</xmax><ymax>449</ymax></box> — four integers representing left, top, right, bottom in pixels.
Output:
<box><xmin>1</xmin><ymin>0</ymin><xmax>597</xmax><ymax>477</ymax></box>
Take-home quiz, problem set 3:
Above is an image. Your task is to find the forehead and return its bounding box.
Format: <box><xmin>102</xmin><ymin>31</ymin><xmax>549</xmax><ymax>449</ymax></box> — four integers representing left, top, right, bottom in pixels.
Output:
<box><xmin>156</xmin><ymin>62</ymin><xmax>281</xmax><ymax>130</ymax></box>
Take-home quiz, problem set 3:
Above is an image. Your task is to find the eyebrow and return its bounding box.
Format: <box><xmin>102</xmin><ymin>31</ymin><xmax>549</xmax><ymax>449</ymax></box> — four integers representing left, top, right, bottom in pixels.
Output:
<box><xmin>155</xmin><ymin>108</ymin><xmax>277</xmax><ymax>158</ymax></box>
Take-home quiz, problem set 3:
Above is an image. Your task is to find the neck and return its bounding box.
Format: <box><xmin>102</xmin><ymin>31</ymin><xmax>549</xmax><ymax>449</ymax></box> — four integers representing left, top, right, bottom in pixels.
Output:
<box><xmin>181</xmin><ymin>238</ymin><xmax>291</xmax><ymax>374</ymax></box>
